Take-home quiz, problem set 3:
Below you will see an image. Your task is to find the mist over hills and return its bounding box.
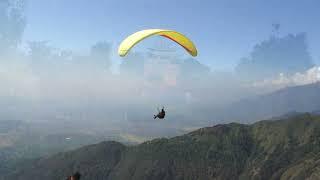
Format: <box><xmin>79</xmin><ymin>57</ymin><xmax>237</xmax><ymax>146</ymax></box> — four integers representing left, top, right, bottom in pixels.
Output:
<box><xmin>211</xmin><ymin>82</ymin><xmax>320</xmax><ymax>124</ymax></box>
<box><xmin>3</xmin><ymin>113</ymin><xmax>320</xmax><ymax>180</ymax></box>
<box><xmin>1</xmin><ymin>81</ymin><xmax>320</xmax><ymax>179</ymax></box>
<box><xmin>1</xmin><ymin>1</ymin><xmax>320</xmax><ymax>179</ymax></box>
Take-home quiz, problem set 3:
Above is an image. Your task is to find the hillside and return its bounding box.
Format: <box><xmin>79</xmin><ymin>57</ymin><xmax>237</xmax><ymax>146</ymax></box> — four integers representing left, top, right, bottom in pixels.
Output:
<box><xmin>3</xmin><ymin>113</ymin><xmax>320</xmax><ymax>180</ymax></box>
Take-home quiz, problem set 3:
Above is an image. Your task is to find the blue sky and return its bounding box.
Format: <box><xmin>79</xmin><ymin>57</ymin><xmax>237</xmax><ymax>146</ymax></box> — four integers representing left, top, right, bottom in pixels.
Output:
<box><xmin>23</xmin><ymin>0</ymin><xmax>320</xmax><ymax>71</ymax></box>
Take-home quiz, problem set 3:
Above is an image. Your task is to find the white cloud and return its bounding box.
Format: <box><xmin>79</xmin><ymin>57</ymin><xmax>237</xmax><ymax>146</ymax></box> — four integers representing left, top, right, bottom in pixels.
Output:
<box><xmin>252</xmin><ymin>66</ymin><xmax>320</xmax><ymax>91</ymax></box>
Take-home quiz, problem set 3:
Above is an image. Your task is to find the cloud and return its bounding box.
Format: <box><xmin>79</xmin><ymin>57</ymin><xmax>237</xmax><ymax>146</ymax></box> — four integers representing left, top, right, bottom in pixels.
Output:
<box><xmin>252</xmin><ymin>66</ymin><xmax>320</xmax><ymax>91</ymax></box>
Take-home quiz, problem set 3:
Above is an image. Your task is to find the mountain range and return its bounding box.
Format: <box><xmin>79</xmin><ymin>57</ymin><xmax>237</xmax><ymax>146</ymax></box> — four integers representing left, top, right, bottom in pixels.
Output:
<box><xmin>3</xmin><ymin>113</ymin><xmax>320</xmax><ymax>180</ymax></box>
<box><xmin>213</xmin><ymin>82</ymin><xmax>320</xmax><ymax>124</ymax></box>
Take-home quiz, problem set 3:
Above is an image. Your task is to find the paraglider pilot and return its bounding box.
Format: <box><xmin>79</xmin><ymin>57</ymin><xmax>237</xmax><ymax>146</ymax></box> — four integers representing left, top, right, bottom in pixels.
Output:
<box><xmin>154</xmin><ymin>107</ymin><xmax>165</xmax><ymax>119</ymax></box>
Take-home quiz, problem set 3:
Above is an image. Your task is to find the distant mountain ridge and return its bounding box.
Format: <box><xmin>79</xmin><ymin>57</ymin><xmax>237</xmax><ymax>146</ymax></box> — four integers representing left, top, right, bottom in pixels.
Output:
<box><xmin>214</xmin><ymin>82</ymin><xmax>320</xmax><ymax>123</ymax></box>
<box><xmin>3</xmin><ymin>113</ymin><xmax>320</xmax><ymax>180</ymax></box>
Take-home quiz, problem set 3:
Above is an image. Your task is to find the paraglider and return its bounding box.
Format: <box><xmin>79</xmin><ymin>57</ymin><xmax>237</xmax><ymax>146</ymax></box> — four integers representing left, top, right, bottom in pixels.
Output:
<box><xmin>118</xmin><ymin>29</ymin><xmax>198</xmax><ymax>57</ymax></box>
<box><xmin>118</xmin><ymin>29</ymin><xmax>197</xmax><ymax>121</ymax></box>
<box><xmin>154</xmin><ymin>107</ymin><xmax>166</xmax><ymax>120</ymax></box>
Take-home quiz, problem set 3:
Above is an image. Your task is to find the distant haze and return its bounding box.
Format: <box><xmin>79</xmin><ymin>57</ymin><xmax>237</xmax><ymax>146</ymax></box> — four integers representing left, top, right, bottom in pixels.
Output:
<box><xmin>0</xmin><ymin>0</ymin><xmax>319</xmax><ymax>138</ymax></box>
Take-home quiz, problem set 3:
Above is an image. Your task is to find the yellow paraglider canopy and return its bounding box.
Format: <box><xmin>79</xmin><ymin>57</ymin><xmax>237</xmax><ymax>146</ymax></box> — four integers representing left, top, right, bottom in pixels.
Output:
<box><xmin>118</xmin><ymin>29</ymin><xmax>197</xmax><ymax>57</ymax></box>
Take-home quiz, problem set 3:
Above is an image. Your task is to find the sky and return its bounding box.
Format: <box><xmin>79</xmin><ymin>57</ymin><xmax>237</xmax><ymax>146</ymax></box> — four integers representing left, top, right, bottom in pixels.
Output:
<box><xmin>23</xmin><ymin>0</ymin><xmax>320</xmax><ymax>71</ymax></box>
<box><xmin>1</xmin><ymin>0</ymin><xmax>320</xmax><ymax>137</ymax></box>
<box><xmin>24</xmin><ymin>0</ymin><xmax>320</xmax><ymax>70</ymax></box>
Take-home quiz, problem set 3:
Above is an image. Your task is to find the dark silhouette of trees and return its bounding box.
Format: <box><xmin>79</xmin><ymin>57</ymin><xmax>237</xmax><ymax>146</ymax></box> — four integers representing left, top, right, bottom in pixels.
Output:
<box><xmin>27</xmin><ymin>41</ymin><xmax>53</xmax><ymax>60</ymax></box>
<box><xmin>90</xmin><ymin>41</ymin><xmax>112</xmax><ymax>71</ymax></box>
<box><xmin>0</xmin><ymin>0</ymin><xmax>26</xmax><ymax>55</ymax></box>
<box><xmin>26</xmin><ymin>40</ymin><xmax>114</xmax><ymax>75</ymax></box>
<box><xmin>235</xmin><ymin>32</ymin><xmax>314</xmax><ymax>81</ymax></box>
<box><xmin>120</xmin><ymin>52</ymin><xmax>146</xmax><ymax>76</ymax></box>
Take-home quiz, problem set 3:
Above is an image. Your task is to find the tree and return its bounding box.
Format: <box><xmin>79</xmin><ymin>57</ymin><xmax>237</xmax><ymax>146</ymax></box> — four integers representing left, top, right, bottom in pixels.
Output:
<box><xmin>120</xmin><ymin>52</ymin><xmax>146</xmax><ymax>77</ymax></box>
<box><xmin>90</xmin><ymin>41</ymin><xmax>112</xmax><ymax>71</ymax></box>
<box><xmin>27</xmin><ymin>41</ymin><xmax>57</xmax><ymax>73</ymax></box>
<box><xmin>235</xmin><ymin>32</ymin><xmax>314</xmax><ymax>81</ymax></box>
<box><xmin>28</xmin><ymin>41</ymin><xmax>53</xmax><ymax>60</ymax></box>
<box><xmin>0</xmin><ymin>0</ymin><xmax>26</xmax><ymax>54</ymax></box>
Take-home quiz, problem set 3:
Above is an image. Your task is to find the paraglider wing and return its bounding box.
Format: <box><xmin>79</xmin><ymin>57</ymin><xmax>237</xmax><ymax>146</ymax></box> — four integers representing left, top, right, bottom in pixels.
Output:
<box><xmin>118</xmin><ymin>29</ymin><xmax>197</xmax><ymax>57</ymax></box>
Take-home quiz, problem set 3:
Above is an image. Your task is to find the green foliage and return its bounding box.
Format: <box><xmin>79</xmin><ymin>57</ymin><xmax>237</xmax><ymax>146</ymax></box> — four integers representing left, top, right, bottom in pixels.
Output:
<box><xmin>3</xmin><ymin>113</ymin><xmax>320</xmax><ymax>180</ymax></box>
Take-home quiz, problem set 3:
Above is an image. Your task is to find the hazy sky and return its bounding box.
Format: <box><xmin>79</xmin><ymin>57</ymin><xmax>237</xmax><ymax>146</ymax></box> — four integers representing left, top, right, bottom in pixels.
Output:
<box><xmin>23</xmin><ymin>0</ymin><xmax>320</xmax><ymax>70</ymax></box>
